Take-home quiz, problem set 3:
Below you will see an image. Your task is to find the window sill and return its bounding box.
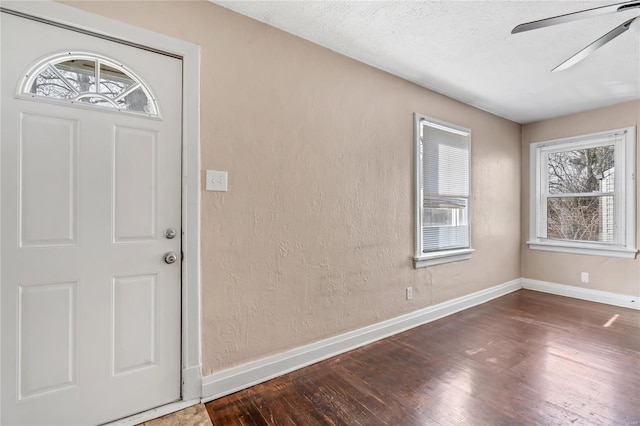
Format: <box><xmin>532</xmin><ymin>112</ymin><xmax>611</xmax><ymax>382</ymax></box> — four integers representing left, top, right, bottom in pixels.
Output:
<box><xmin>527</xmin><ymin>240</ymin><xmax>638</xmax><ymax>259</ymax></box>
<box><xmin>414</xmin><ymin>248</ymin><xmax>474</xmax><ymax>268</ymax></box>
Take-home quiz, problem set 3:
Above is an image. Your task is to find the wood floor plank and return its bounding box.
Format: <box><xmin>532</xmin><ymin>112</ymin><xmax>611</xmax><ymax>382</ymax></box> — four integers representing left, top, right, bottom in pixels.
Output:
<box><xmin>205</xmin><ymin>290</ymin><xmax>640</xmax><ymax>425</ymax></box>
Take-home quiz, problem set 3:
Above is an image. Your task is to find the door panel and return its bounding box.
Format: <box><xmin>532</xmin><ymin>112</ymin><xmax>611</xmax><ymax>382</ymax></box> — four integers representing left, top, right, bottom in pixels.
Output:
<box><xmin>18</xmin><ymin>281</ymin><xmax>77</xmax><ymax>400</ymax></box>
<box><xmin>1</xmin><ymin>11</ymin><xmax>183</xmax><ymax>426</ymax></box>
<box><xmin>19</xmin><ymin>113</ymin><xmax>79</xmax><ymax>247</ymax></box>
<box><xmin>112</xmin><ymin>273</ymin><xmax>158</xmax><ymax>375</ymax></box>
<box><xmin>113</xmin><ymin>126</ymin><xmax>158</xmax><ymax>243</ymax></box>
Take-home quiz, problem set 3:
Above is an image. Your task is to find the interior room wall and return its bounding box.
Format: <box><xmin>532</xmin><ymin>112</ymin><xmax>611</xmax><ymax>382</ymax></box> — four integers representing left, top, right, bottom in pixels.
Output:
<box><xmin>65</xmin><ymin>0</ymin><xmax>522</xmax><ymax>375</ymax></box>
<box><xmin>521</xmin><ymin>100</ymin><xmax>640</xmax><ymax>297</ymax></box>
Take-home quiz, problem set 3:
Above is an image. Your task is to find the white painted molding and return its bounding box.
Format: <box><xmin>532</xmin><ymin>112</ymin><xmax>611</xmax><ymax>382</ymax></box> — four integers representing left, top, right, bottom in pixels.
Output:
<box><xmin>414</xmin><ymin>248</ymin><xmax>474</xmax><ymax>268</ymax></box>
<box><xmin>522</xmin><ymin>278</ymin><xmax>640</xmax><ymax>310</ymax></box>
<box><xmin>202</xmin><ymin>278</ymin><xmax>639</xmax><ymax>403</ymax></box>
<box><xmin>182</xmin><ymin>366</ymin><xmax>203</xmax><ymax>401</ymax></box>
<box><xmin>527</xmin><ymin>241</ymin><xmax>638</xmax><ymax>259</ymax></box>
<box><xmin>202</xmin><ymin>278</ymin><xmax>522</xmax><ymax>402</ymax></box>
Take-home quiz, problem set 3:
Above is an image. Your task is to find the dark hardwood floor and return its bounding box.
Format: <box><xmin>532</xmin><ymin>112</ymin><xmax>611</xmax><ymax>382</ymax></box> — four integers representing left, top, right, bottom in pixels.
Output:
<box><xmin>205</xmin><ymin>290</ymin><xmax>640</xmax><ymax>425</ymax></box>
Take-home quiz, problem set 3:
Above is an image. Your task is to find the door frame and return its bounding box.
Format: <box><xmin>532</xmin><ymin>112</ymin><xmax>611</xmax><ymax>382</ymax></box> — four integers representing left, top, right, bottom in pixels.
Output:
<box><xmin>0</xmin><ymin>0</ymin><xmax>202</xmax><ymax>413</ymax></box>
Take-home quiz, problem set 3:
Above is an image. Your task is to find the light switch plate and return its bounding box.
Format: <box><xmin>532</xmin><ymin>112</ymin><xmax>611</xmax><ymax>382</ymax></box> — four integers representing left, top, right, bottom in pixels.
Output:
<box><xmin>206</xmin><ymin>170</ymin><xmax>228</xmax><ymax>191</ymax></box>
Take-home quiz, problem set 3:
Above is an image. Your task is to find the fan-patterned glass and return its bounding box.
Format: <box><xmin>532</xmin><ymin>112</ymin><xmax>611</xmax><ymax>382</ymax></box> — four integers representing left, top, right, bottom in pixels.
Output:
<box><xmin>22</xmin><ymin>53</ymin><xmax>158</xmax><ymax>117</ymax></box>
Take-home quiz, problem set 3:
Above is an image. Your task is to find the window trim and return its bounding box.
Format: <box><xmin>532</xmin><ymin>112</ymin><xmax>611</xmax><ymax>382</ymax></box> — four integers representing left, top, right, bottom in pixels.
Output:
<box><xmin>414</xmin><ymin>113</ymin><xmax>474</xmax><ymax>268</ymax></box>
<box><xmin>527</xmin><ymin>126</ymin><xmax>637</xmax><ymax>259</ymax></box>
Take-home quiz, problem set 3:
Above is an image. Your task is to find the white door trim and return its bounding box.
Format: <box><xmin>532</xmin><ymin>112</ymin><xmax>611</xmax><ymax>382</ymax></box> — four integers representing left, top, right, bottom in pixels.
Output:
<box><xmin>0</xmin><ymin>0</ymin><xmax>202</xmax><ymax>402</ymax></box>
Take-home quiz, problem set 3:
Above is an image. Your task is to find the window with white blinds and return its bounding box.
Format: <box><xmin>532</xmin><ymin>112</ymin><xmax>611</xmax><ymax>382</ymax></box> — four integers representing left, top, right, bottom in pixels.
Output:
<box><xmin>414</xmin><ymin>114</ymin><xmax>473</xmax><ymax>268</ymax></box>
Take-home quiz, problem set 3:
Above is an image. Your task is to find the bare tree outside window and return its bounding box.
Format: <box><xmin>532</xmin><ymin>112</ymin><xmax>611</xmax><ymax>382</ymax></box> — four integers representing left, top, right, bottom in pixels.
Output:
<box><xmin>529</xmin><ymin>127</ymin><xmax>635</xmax><ymax>258</ymax></box>
<box><xmin>546</xmin><ymin>145</ymin><xmax>615</xmax><ymax>242</ymax></box>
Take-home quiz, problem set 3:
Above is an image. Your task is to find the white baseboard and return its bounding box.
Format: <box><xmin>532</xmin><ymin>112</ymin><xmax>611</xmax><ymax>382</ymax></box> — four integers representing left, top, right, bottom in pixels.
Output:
<box><xmin>201</xmin><ymin>278</ymin><xmax>638</xmax><ymax>403</ymax></box>
<box><xmin>522</xmin><ymin>278</ymin><xmax>640</xmax><ymax>310</ymax></box>
<box><xmin>201</xmin><ymin>278</ymin><xmax>521</xmax><ymax>402</ymax></box>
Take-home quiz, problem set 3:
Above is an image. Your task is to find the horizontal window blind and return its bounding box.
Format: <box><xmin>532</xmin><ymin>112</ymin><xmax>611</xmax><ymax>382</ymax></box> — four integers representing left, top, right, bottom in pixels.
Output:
<box><xmin>421</xmin><ymin>120</ymin><xmax>471</xmax><ymax>253</ymax></box>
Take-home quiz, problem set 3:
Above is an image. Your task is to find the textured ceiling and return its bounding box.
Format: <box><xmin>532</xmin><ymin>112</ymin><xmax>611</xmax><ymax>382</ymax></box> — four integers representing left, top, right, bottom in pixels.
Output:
<box><xmin>211</xmin><ymin>1</ymin><xmax>640</xmax><ymax>123</ymax></box>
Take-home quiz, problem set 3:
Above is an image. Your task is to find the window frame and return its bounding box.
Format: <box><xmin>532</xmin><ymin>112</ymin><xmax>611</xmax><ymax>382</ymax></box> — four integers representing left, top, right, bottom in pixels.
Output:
<box><xmin>528</xmin><ymin>126</ymin><xmax>637</xmax><ymax>259</ymax></box>
<box><xmin>414</xmin><ymin>113</ymin><xmax>474</xmax><ymax>268</ymax></box>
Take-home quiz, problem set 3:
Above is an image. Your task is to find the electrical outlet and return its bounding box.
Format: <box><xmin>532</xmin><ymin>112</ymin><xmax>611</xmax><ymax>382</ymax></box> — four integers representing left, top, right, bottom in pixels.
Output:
<box><xmin>581</xmin><ymin>272</ymin><xmax>589</xmax><ymax>283</ymax></box>
<box><xmin>406</xmin><ymin>287</ymin><xmax>413</xmax><ymax>300</ymax></box>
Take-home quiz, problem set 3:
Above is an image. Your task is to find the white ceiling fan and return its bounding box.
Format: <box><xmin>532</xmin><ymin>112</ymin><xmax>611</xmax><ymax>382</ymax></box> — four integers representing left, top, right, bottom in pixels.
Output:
<box><xmin>512</xmin><ymin>1</ymin><xmax>640</xmax><ymax>72</ymax></box>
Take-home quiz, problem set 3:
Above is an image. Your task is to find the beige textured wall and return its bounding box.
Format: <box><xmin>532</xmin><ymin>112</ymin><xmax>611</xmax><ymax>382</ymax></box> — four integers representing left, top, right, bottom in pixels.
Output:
<box><xmin>521</xmin><ymin>100</ymin><xmax>640</xmax><ymax>297</ymax></box>
<box><xmin>65</xmin><ymin>1</ymin><xmax>521</xmax><ymax>375</ymax></box>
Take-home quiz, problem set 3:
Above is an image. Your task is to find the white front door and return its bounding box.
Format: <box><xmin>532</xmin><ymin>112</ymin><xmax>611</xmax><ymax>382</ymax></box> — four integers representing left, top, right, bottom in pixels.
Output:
<box><xmin>1</xmin><ymin>12</ymin><xmax>183</xmax><ymax>425</ymax></box>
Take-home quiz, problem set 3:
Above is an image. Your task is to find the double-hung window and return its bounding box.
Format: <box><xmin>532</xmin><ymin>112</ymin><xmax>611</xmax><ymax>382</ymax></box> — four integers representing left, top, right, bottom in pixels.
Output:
<box><xmin>414</xmin><ymin>114</ymin><xmax>473</xmax><ymax>268</ymax></box>
<box><xmin>528</xmin><ymin>126</ymin><xmax>637</xmax><ymax>258</ymax></box>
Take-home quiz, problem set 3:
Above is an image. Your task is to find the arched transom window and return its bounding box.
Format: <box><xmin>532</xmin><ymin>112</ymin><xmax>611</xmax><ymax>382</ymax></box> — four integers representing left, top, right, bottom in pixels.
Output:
<box><xmin>20</xmin><ymin>52</ymin><xmax>159</xmax><ymax>117</ymax></box>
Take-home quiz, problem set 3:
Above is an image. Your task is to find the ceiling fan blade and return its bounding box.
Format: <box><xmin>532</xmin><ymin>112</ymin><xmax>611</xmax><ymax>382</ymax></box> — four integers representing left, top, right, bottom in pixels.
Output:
<box><xmin>552</xmin><ymin>17</ymin><xmax>635</xmax><ymax>72</ymax></box>
<box><xmin>512</xmin><ymin>1</ymin><xmax>640</xmax><ymax>34</ymax></box>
